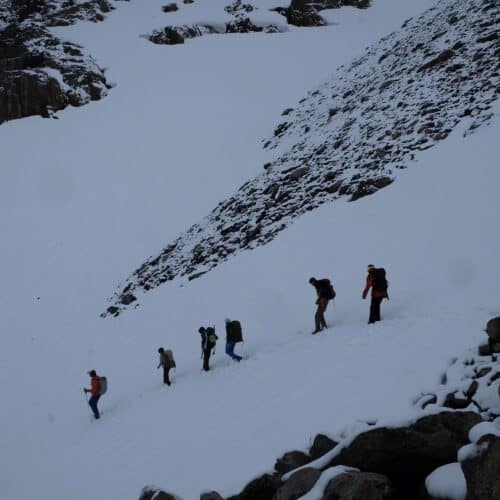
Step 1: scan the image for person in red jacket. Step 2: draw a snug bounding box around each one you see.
[84,370,101,419]
[362,264,388,324]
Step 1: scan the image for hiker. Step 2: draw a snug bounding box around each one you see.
[225,318,243,362]
[84,369,102,419]
[309,277,336,334]
[199,326,218,371]
[362,264,389,324]
[157,347,176,386]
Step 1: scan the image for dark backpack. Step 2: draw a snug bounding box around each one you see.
[164,349,176,368]
[318,279,336,300]
[326,280,336,300]
[372,268,388,292]
[227,320,243,343]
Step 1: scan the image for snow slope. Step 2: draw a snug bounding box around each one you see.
[0,1,499,499]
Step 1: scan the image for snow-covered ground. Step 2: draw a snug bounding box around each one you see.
[0,1,498,499]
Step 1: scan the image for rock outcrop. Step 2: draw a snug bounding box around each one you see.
[105,0,500,316]
[0,0,112,125]
[415,320,500,420]
[460,433,500,500]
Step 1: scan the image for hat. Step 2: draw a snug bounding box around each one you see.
[225,318,231,323]
[367,264,375,271]
[158,347,164,353]
[309,277,316,284]
[88,369,96,377]
[198,327,206,334]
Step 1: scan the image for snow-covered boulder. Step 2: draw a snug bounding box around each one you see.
[309,434,338,460]
[485,317,500,343]
[458,419,500,500]
[275,450,312,474]
[324,412,482,492]
[273,467,321,500]
[139,486,180,500]
[227,472,282,500]
[425,463,466,500]
[200,492,224,500]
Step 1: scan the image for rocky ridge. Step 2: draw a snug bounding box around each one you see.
[105,0,499,315]
[147,0,372,45]
[0,0,114,124]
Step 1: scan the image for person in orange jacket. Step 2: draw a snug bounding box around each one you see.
[84,369,101,419]
[362,264,388,324]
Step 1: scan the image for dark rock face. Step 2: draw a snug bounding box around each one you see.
[310,434,338,460]
[272,467,321,500]
[326,412,482,493]
[461,435,500,500]
[486,317,500,342]
[322,471,392,500]
[0,1,111,125]
[275,450,312,474]
[227,473,282,500]
[105,0,500,316]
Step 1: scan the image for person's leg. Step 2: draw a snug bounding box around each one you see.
[163,366,171,385]
[203,349,210,371]
[320,299,329,329]
[369,296,376,323]
[314,303,322,332]
[374,297,383,322]
[89,395,100,419]
[315,298,328,331]
[226,341,234,358]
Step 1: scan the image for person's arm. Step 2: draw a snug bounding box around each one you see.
[362,275,372,299]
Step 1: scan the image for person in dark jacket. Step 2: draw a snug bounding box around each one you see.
[309,277,335,334]
[225,318,243,362]
[362,264,389,324]
[199,326,217,371]
[84,369,101,419]
[157,348,175,385]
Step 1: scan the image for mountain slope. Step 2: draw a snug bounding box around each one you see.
[105,0,499,315]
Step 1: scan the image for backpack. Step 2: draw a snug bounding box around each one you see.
[164,349,176,368]
[227,320,243,343]
[326,280,336,300]
[206,327,217,347]
[372,268,388,292]
[99,376,107,395]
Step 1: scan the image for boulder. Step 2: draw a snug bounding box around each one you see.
[162,3,178,12]
[273,467,321,500]
[485,317,500,342]
[275,450,312,474]
[228,473,282,500]
[443,392,471,410]
[310,434,338,460]
[461,435,500,500]
[326,412,482,491]
[322,471,392,500]
[139,487,178,500]
[200,492,224,500]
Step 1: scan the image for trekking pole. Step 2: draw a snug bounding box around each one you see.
[83,390,93,420]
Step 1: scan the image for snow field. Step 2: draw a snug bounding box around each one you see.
[0,1,499,499]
